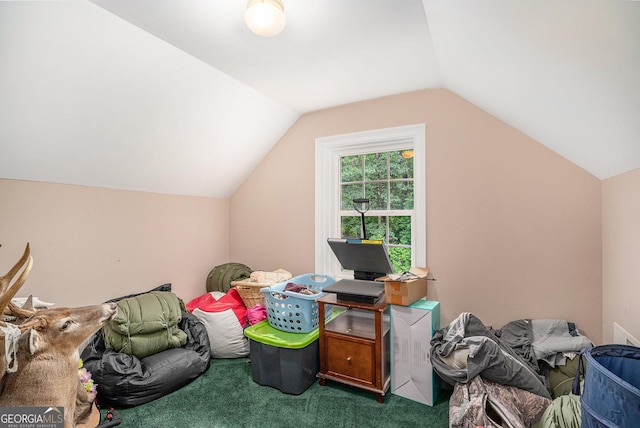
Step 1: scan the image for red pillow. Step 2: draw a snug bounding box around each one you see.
[186,288,247,326]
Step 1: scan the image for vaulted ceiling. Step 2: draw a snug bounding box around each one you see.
[1,1,638,198]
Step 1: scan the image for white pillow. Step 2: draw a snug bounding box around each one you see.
[192,307,249,359]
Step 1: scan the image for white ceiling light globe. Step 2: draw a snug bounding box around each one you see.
[245,0,286,37]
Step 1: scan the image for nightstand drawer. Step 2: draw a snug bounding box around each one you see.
[326,334,375,385]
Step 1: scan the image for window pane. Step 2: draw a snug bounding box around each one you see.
[341,184,363,210]
[341,216,362,239]
[389,216,411,245]
[364,152,387,181]
[341,155,363,182]
[338,144,417,273]
[363,216,387,241]
[390,150,413,179]
[389,181,414,210]
[388,247,412,273]
[365,182,388,210]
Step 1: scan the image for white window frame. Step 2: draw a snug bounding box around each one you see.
[314,124,426,278]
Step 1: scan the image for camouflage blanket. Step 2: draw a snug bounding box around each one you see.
[449,376,551,428]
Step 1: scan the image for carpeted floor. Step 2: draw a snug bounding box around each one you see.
[105,357,450,428]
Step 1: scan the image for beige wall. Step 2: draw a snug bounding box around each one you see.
[602,168,640,344]
[0,89,606,344]
[230,89,604,343]
[0,179,229,307]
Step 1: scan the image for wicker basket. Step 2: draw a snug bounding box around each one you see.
[232,269,292,308]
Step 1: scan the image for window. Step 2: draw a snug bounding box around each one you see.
[315,124,425,278]
[340,150,414,271]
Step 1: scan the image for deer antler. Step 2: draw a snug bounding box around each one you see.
[5,300,38,322]
[0,244,35,324]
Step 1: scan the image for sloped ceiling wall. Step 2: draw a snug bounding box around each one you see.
[0,2,298,198]
[1,1,639,198]
[425,1,640,179]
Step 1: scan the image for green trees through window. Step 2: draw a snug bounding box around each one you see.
[340,150,414,273]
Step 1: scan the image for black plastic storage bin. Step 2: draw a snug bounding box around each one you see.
[244,320,320,395]
[580,344,640,428]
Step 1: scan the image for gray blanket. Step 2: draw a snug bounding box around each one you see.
[430,312,552,399]
[530,319,593,367]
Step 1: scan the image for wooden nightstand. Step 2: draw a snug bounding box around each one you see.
[317,293,390,403]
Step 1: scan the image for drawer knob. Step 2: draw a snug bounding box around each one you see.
[347,356,351,364]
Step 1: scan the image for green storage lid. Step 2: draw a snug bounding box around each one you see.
[244,309,343,349]
[244,320,317,349]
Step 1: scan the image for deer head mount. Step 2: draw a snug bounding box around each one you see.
[0,244,118,428]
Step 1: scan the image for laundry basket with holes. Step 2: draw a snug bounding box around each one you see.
[260,273,335,333]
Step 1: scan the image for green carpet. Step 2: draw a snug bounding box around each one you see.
[107,358,450,428]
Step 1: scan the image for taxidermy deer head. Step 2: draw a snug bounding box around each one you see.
[0,243,117,428]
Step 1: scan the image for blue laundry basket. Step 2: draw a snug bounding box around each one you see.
[261,273,335,333]
[579,344,640,428]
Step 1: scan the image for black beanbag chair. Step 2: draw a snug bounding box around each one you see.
[80,285,211,407]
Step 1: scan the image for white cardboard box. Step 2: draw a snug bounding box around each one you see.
[390,299,440,406]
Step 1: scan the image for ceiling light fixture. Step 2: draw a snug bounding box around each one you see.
[245,0,286,37]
